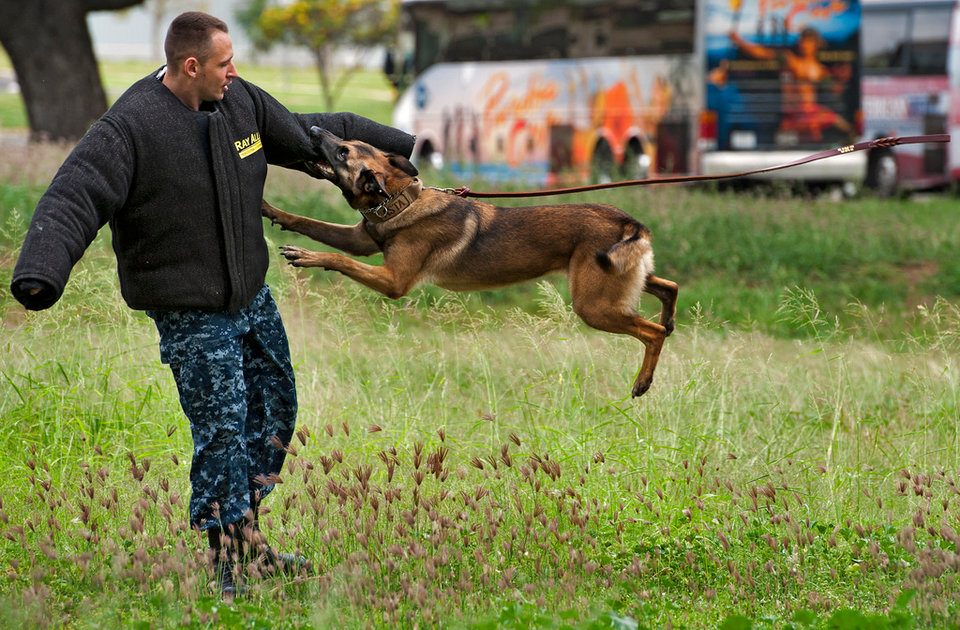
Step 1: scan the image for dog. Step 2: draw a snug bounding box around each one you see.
[262,128,678,397]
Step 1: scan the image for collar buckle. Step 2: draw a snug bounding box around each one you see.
[361,178,421,223]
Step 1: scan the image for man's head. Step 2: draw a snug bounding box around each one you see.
[163,12,237,106]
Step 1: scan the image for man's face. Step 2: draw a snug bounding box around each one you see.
[197,30,237,102]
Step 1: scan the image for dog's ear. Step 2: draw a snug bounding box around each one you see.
[388,154,419,178]
[360,168,388,196]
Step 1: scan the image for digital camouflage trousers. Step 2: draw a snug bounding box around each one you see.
[148,284,297,531]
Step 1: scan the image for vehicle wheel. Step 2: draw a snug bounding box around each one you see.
[621,141,651,180]
[415,141,443,172]
[866,150,898,197]
[591,140,615,184]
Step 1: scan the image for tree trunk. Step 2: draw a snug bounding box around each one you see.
[312,46,335,112]
[0,0,144,142]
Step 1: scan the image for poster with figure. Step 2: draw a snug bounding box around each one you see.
[705,0,861,150]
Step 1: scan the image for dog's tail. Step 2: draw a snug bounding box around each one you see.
[595,220,654,277]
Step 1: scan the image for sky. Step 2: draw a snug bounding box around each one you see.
[87,0,317,65]
[89,1,246,60]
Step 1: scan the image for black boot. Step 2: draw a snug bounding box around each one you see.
[207,526,243,598]
[245,493,311,576]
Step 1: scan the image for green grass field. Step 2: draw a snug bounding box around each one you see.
[1,61,960,628]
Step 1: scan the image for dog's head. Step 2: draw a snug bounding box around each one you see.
[305,126,419,212]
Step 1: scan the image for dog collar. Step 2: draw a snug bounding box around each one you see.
[360,178,422,223]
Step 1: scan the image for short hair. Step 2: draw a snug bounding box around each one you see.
[164,12,229,69]
[798,26,823,46]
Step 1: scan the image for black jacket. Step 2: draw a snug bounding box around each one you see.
[10,70,414,312]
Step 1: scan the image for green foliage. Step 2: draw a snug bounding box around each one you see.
[0,92,25,128]
[2,258,960,626]
[714,595,920,629]
[235,0,273,53]
[257,0,399,49]
[461,601,644,629]
[248,0,400,109]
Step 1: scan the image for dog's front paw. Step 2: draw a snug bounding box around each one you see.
[279,245,316,267]
[279,246,338,270]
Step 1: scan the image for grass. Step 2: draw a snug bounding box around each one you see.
[2,256,959,627]
[2,57,960,628]
[3,169,960,627]
[9,164,956,340]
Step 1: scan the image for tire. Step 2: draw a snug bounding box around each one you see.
[415,141,443,172]
[621,141,651,180]
[866,150,898,198]
[591,140,615,184]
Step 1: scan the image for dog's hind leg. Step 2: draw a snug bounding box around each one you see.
[575,304,667,398]
[569,260,668,398]
[581,308,667,397]
[643,275,678,336]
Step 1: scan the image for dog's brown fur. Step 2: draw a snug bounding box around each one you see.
[262,128,678,397]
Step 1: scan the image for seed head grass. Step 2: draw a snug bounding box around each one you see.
[2,250,959,627]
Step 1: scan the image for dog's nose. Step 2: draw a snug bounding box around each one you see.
[310,126,345,143]
[310,126,339,140]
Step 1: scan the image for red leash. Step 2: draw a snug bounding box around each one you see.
[444,134,950,199]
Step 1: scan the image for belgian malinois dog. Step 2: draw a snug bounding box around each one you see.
[262,128,678,397]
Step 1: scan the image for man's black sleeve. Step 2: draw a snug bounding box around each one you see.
[247,79,415,166]
[10,120,132,310]
[298,111,415,158]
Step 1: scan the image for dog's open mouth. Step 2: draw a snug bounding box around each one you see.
[304,157,336,180]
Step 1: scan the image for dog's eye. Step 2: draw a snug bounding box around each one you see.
[337,147,349,161]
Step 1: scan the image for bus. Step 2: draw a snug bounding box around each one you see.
[390,0,873,188]
[861,0,958,195]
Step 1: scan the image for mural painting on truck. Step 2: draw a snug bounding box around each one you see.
[393,57,699,185]
[392,0,954,189]
[390,0,701,186]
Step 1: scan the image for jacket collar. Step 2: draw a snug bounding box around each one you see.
[359,178,422,223]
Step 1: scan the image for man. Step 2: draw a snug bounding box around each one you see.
[10,12,415,597]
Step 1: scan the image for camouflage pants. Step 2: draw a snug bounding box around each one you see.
[148,284,297,531]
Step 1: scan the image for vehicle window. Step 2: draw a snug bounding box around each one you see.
[908,7,951,74]
[863,6,951,75]
[862,10,908,72]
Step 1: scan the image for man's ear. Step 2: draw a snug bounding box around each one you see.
[184,56,200,78]
[389,155,419,178]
